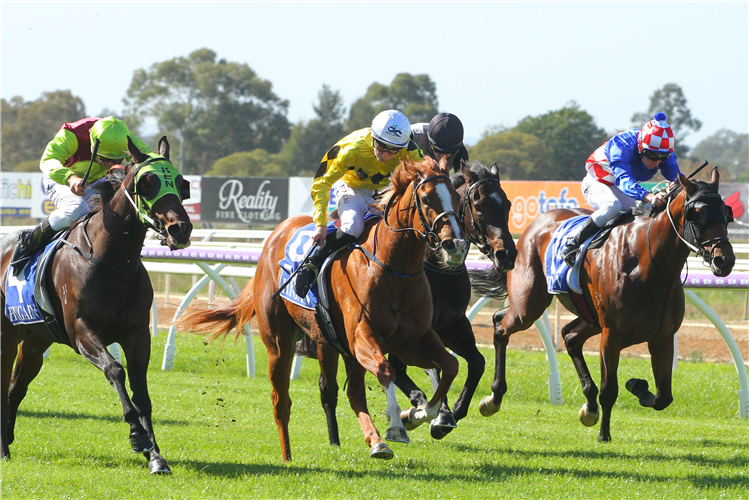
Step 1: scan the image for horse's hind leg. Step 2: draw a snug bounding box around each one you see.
[597,330,622,442]
[7,335,52,447]
[626,336,674,411]
[120,330,171,474]
[1,315,20,459]
[75,328,153,455]
[388,353,430,430]
[561,318,601,426]
[317,344,341,446]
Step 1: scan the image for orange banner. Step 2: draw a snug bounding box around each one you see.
[502,181,591,234]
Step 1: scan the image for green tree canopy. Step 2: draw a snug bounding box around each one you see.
[280,85,347,176]
[206,149,284,177]
[469,131,552,180]
[124,48,291,175]
[513,102,607,180]
[691,129,748,182]
[631,83,702,158]
[1,91,86,171]
[346,73,438,130]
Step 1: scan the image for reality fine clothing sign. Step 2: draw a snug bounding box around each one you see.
[201,177,288,224]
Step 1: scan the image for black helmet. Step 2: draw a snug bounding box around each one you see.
[427,113,464,154]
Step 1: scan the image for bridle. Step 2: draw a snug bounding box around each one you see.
[458,176,505,256]
[383,174,463,251]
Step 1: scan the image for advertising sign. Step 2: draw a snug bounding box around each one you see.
[502,181,591,234]
[200,177,288,224]
[182,175,202,222]
[1,172,48,218]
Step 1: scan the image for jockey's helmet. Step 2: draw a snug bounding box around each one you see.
[427,113,464,154]
[371,110,411,150]
[90,117,131,160]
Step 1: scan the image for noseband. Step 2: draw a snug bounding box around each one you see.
[384,174,463,250]
[458,177,503,256]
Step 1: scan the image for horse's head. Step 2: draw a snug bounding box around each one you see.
[383,156,469,268]
[455,161,517,272]
[124,136,193,250]
[675,167,735,277]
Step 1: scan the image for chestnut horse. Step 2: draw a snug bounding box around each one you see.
[0,137,192,473]
[302,161,516,443]
[178,156,468,461]
[478,168,735,442]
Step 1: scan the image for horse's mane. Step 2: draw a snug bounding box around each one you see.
[645,179,717,219]
[451,161,494,189]
[68,165,130,230]
[376,156,444,212]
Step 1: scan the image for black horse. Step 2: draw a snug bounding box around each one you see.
[0,137,192,473]
[299,161,517,443]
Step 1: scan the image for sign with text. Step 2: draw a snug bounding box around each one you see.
[1,172,48,218]
[200,177,288,224]
[502,181,591,234]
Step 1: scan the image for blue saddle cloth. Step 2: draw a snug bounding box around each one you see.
[4,240,57,325]
[277,214,376,310]
[545,216,595,295]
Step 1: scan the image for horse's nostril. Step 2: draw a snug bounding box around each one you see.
[442,239,455,251]
[713,256,724,267]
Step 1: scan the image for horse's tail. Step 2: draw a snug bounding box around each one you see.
[175,279,257,342]
[467,268,508,301]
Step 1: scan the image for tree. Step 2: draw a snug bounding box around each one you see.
[470,131,552,180]
[124,48,291,175]
[513,102,607,180]
[205,149,284,177]
[631,83,702,158]
[1,91,86,171]
[280,85,347,176]
[346,73,438,130]
[691,129,748,182]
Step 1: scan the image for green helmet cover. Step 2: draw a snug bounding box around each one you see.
[90,117,130,159]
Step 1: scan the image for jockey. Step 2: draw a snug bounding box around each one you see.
[294,109,424,298]
[410,112,469,173]
[559,112,683,267]
[10,116,152,276]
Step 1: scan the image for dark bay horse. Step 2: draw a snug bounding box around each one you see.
[177,156,468,461]
[0,137,192,473]
[301,161,517,443]
[478,168,735,442]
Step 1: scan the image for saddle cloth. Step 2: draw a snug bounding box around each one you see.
[277,214,377,310]
[4,238,59,325]
[544,216,595,295]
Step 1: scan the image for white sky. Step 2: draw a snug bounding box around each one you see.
[2,2,747,149]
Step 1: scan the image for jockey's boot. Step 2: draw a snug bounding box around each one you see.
[10,218,57,276]
[560,217,599,268]
[295,229,357,298]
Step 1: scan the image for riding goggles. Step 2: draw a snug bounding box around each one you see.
[373,138,402,154]
[641,149,671,162]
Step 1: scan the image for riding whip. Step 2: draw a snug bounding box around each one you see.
[687,160,709,180]
[81,138,101,189]
[271,242,319,299]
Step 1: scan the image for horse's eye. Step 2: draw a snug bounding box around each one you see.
[137,172,161,201]
[421,194,429,204]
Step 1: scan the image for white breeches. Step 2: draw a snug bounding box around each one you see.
[332,180,376,238]
[43,177,98,231]
[581,174,640,228]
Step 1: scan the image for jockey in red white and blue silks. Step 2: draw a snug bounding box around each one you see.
[559,112,683,266]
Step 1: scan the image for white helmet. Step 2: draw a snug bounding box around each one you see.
[371,110,410,148]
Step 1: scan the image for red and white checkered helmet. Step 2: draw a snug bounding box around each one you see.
[637,112,675,153]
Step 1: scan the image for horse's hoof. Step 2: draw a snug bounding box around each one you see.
[625,378,648,395]
[130,433,155,454]
[478,396,500,417]
[400,407,420,431]
[149,458,172,475]
[385,426,410,444]
[370,442,394,460]
[597,433,612,443]
[429,419,456,440]
[578,403,599,427]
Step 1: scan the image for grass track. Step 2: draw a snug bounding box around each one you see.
[1,331,747,499]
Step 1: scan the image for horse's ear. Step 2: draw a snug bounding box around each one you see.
[127,136,149,164]
[437,156,450,175]
[678,172,699,196]
[158,136,170,160]
[459,162,477,184]
[490,161,500,181]
[710,166,720,189]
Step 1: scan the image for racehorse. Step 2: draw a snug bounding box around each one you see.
[478,168,735,442]
[300,160,517,443]
[177,156,469,461]
[0,137,192,473]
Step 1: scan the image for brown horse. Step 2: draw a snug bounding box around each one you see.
[0,137,192,473]
[302,160,516,443]
[478,168,735,442]
[178,156,468,461]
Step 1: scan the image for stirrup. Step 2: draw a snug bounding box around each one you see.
[561,247,579,267]
[294,264,319,298]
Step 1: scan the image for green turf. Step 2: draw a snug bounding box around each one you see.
[1,331,746,499]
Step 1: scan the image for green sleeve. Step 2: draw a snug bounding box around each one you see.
[39,129,79,185]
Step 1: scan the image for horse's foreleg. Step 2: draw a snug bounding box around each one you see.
[0,315,20,459]
[389,353,430,431]
[479,309,510,416]
[120,331,171,474]
[626,337,674,411]
[562,318,600,426]
[343,360,394,459]
[317,344,341,446]
[7,336,51,447]
[445,316,485,423]
[597,331,621,442]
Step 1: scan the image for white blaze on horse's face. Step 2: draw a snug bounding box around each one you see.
[435,182,469,264]
[435,183,463,238]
